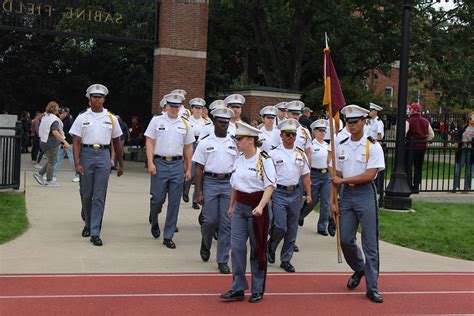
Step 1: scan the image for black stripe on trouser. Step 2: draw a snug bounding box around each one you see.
[369,182,380,275]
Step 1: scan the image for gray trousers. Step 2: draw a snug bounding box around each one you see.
[183,142,198,204]
[150,158,184,240]
[230,202,267,294]
[201,176,231,263]
[269,188,300,262]
[339,183,380,292]
[300,171,331,232]
[39,146,58,181]
[79,148,111,236]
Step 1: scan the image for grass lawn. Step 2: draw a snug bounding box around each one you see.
[0,192,28,244]
[379,202,473,261]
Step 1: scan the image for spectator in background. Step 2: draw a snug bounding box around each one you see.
[299,107,313,130]
[33,102,70,187]
[452,112,474,193]
[405,103,434,193]
[129,116,144,147]
[31,111,43,165]
[52,107,79,182]
[20,111,31,153]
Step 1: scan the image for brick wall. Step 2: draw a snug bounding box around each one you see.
[151,0,209,114]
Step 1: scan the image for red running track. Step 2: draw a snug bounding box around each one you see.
[1,272,473,315]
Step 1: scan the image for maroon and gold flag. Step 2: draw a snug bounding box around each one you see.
[323,47,346,133]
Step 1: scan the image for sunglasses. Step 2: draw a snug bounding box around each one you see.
[229,105,241,109]
[283,132,297,137]
[346,118,363,124]
[316,128,327,132]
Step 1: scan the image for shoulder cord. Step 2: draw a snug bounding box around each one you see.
[108,113,115,129]
[366,139,370,162]
[180,116,189,137]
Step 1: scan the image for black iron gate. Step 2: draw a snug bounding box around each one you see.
[0,127,21,190]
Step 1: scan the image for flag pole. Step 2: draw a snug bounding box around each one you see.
[324,44,343,264]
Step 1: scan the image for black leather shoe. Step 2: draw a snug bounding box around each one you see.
[213,230,219,241]
[220,290,245,301]
[90,236,103,246]
[347,271,364,289]
[267,246,275,264]
[249,293,264,303]
[218,263,230,274]
[151,224,160,239]
[82,226,90,237]
[200,239,210,262]
[293,244,299,252]
[192,203,200,210]
[183,194,189,203]
[175,226,179,233]
[317,231,328,236]
[328,218,336,237]
[366,290,384,303]
[280,261,295,273]
[163,239,176,249]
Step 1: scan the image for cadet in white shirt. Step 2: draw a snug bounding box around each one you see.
[145,93,194,249]
[258,105,281,152]
[366,103,385,141]
[268,119,311,273]
[69,84,123,246]
[299,119,334,236]
[285,101,312,166]
[275,102,288,126]
[220,122,276,304]
[183,98,211,209]
[193,107,237,275]
[224,94,245,136]
[330,104,385,304]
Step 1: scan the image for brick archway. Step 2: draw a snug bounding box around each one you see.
[151,0,209,114]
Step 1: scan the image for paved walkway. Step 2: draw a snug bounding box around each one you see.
[0,154,472,273]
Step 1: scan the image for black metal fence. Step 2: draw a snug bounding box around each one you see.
[379,140,473,193]
[0,128,22,190]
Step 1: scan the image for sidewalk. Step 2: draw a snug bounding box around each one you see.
[0,154,472,273]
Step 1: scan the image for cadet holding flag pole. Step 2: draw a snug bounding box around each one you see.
[330,105,385,303]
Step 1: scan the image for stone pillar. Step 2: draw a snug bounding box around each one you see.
[151,0,209,114]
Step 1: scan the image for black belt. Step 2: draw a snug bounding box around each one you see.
[82,144,110,150]
[311,168,328,174]
[154,155,183,161]
[276,184,299,192]
[204,172,232,180]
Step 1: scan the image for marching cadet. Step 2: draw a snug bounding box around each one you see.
[145,93,194,249]
[268,119,311,273]
[220,122,276,304]
[366,103,384,141]
[275,102,288,126]
[258,106,281,152]
[192,107,237,274]
[330,104,385,303]
[299,119,333,236]
[224,94,245,136]
[285,101,312,166]
[70,84,124,246]
[183,98,210,209]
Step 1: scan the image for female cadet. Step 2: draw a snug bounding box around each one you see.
[183,98,210,209]
[258,105,281,152]
[299,119,333,236]
[220,122,276,304]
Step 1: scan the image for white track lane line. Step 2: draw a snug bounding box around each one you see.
[1,291,473,300]
[0,272,473,278]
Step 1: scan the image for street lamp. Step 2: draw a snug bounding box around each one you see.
[383,0,459,210]
[382,0,413,210]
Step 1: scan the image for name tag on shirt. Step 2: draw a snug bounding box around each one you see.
[156,126,168,132]
[82,122,91,127]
